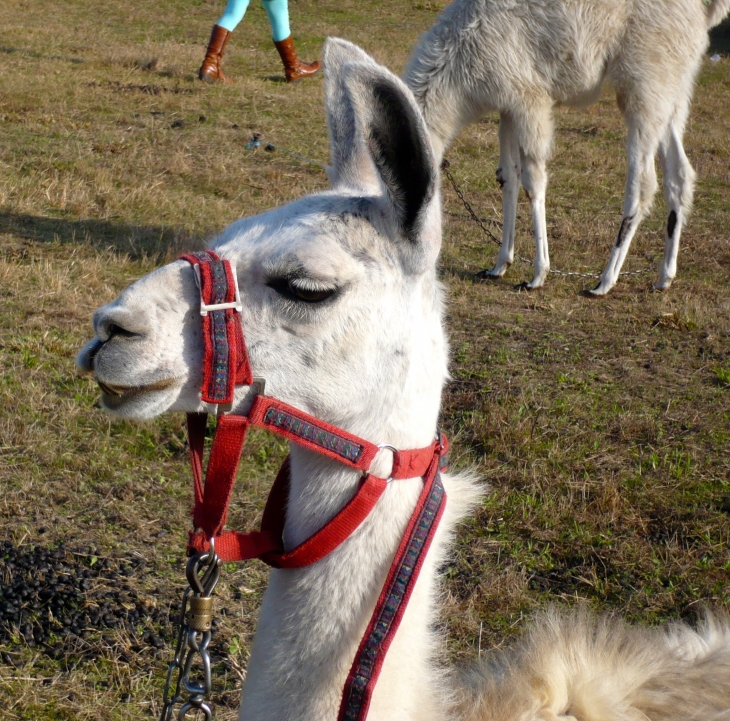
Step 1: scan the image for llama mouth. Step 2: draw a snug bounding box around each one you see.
[96,376,179,399]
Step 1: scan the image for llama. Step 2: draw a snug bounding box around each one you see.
[406,0,730,295]
[76,39,730,721]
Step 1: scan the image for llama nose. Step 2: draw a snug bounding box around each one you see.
[76,338,103,372]
[94,305,150,342]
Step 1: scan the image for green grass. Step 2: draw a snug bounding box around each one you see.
[1,0,730,717]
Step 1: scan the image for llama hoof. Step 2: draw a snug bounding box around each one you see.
[475,269,502,281]
[580,286,605,298]
[514,281,537,292]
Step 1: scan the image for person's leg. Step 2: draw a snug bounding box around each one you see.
[199,0,251,82]
[266,0,320,82]
[261,0,290,41]
[217,0,250,31]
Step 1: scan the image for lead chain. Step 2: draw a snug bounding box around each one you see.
[161,547,221,721]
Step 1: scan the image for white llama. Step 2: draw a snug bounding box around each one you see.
[77,39,730,721]
[406,0,730,294]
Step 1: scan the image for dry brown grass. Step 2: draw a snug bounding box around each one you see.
[1,0,729,718]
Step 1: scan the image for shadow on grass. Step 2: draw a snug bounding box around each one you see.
[0,44,85,65]
[710,18,730,55]
[439,264,485,282]
[0,212,205,258]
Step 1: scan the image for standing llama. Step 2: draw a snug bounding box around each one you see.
[77,39,730,721]
[406,0,730,294]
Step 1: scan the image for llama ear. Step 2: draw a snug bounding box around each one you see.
[343,61,437,249]
[323,38,380,192]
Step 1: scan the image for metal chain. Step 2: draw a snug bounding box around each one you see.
[161,545,222,721]
[440,160,504,248]
[440,158,657,280]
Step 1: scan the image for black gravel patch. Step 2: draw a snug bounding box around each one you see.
[0,540,174,665]
[0,540,244,711]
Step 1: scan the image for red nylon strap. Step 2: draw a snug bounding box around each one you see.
[189,458,391,566]
[186,398,446,562]
[338,455,446,721]
[187,399,443,562]
[263,475,388,568]
[231,311,251,386]
[188,458,292,562]
[180,251,252,404]
[248,394,440,478]
[187,413,208,508]
[247,395,379,472]
[190,414,250,537]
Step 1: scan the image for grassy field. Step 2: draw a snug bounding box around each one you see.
[1,1,729,718]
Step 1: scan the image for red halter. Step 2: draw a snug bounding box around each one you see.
[179,250,448,720]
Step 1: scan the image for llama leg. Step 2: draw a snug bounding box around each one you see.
[479,114,520,279]
[507,103,553,290]
[519,149,550,289]
[589,126,660,296]
[656,118,695,290]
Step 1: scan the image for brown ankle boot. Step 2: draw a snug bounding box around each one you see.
[199,25,234,83]
[273,36,320,82]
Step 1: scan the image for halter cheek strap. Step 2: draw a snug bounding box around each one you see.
[180,251,252,407]
[178,250,449,721]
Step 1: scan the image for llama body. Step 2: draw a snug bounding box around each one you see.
[406,0,730,294]
[77,39,730,721]
[456,610,730,721]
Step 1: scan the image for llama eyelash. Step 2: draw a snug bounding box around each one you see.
[266,276,340,304]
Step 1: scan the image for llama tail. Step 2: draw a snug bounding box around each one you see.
[457,609,730,721]
[706,0,730,29]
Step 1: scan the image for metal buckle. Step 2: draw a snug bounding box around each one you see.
[193,263,243,316]
[206,376,265,417]
[251,377,266,397]
[213,402,232,417]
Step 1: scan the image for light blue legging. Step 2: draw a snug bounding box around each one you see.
[218,0,291,42]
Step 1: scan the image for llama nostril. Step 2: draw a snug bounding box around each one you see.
[106,323,140,340]
[95,311,147,342]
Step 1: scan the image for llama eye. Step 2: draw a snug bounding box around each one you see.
[267,277,337,304]
[288,282,335,302]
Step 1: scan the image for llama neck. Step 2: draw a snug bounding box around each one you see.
[405,40,471,165]
[238,455,450,721]
[412,87,466,166]
[238,288,450,721]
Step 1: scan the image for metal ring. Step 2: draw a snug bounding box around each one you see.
[377,444,398,483]
[185,543,221,596]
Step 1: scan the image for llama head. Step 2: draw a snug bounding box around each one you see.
[77,39,447,445]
